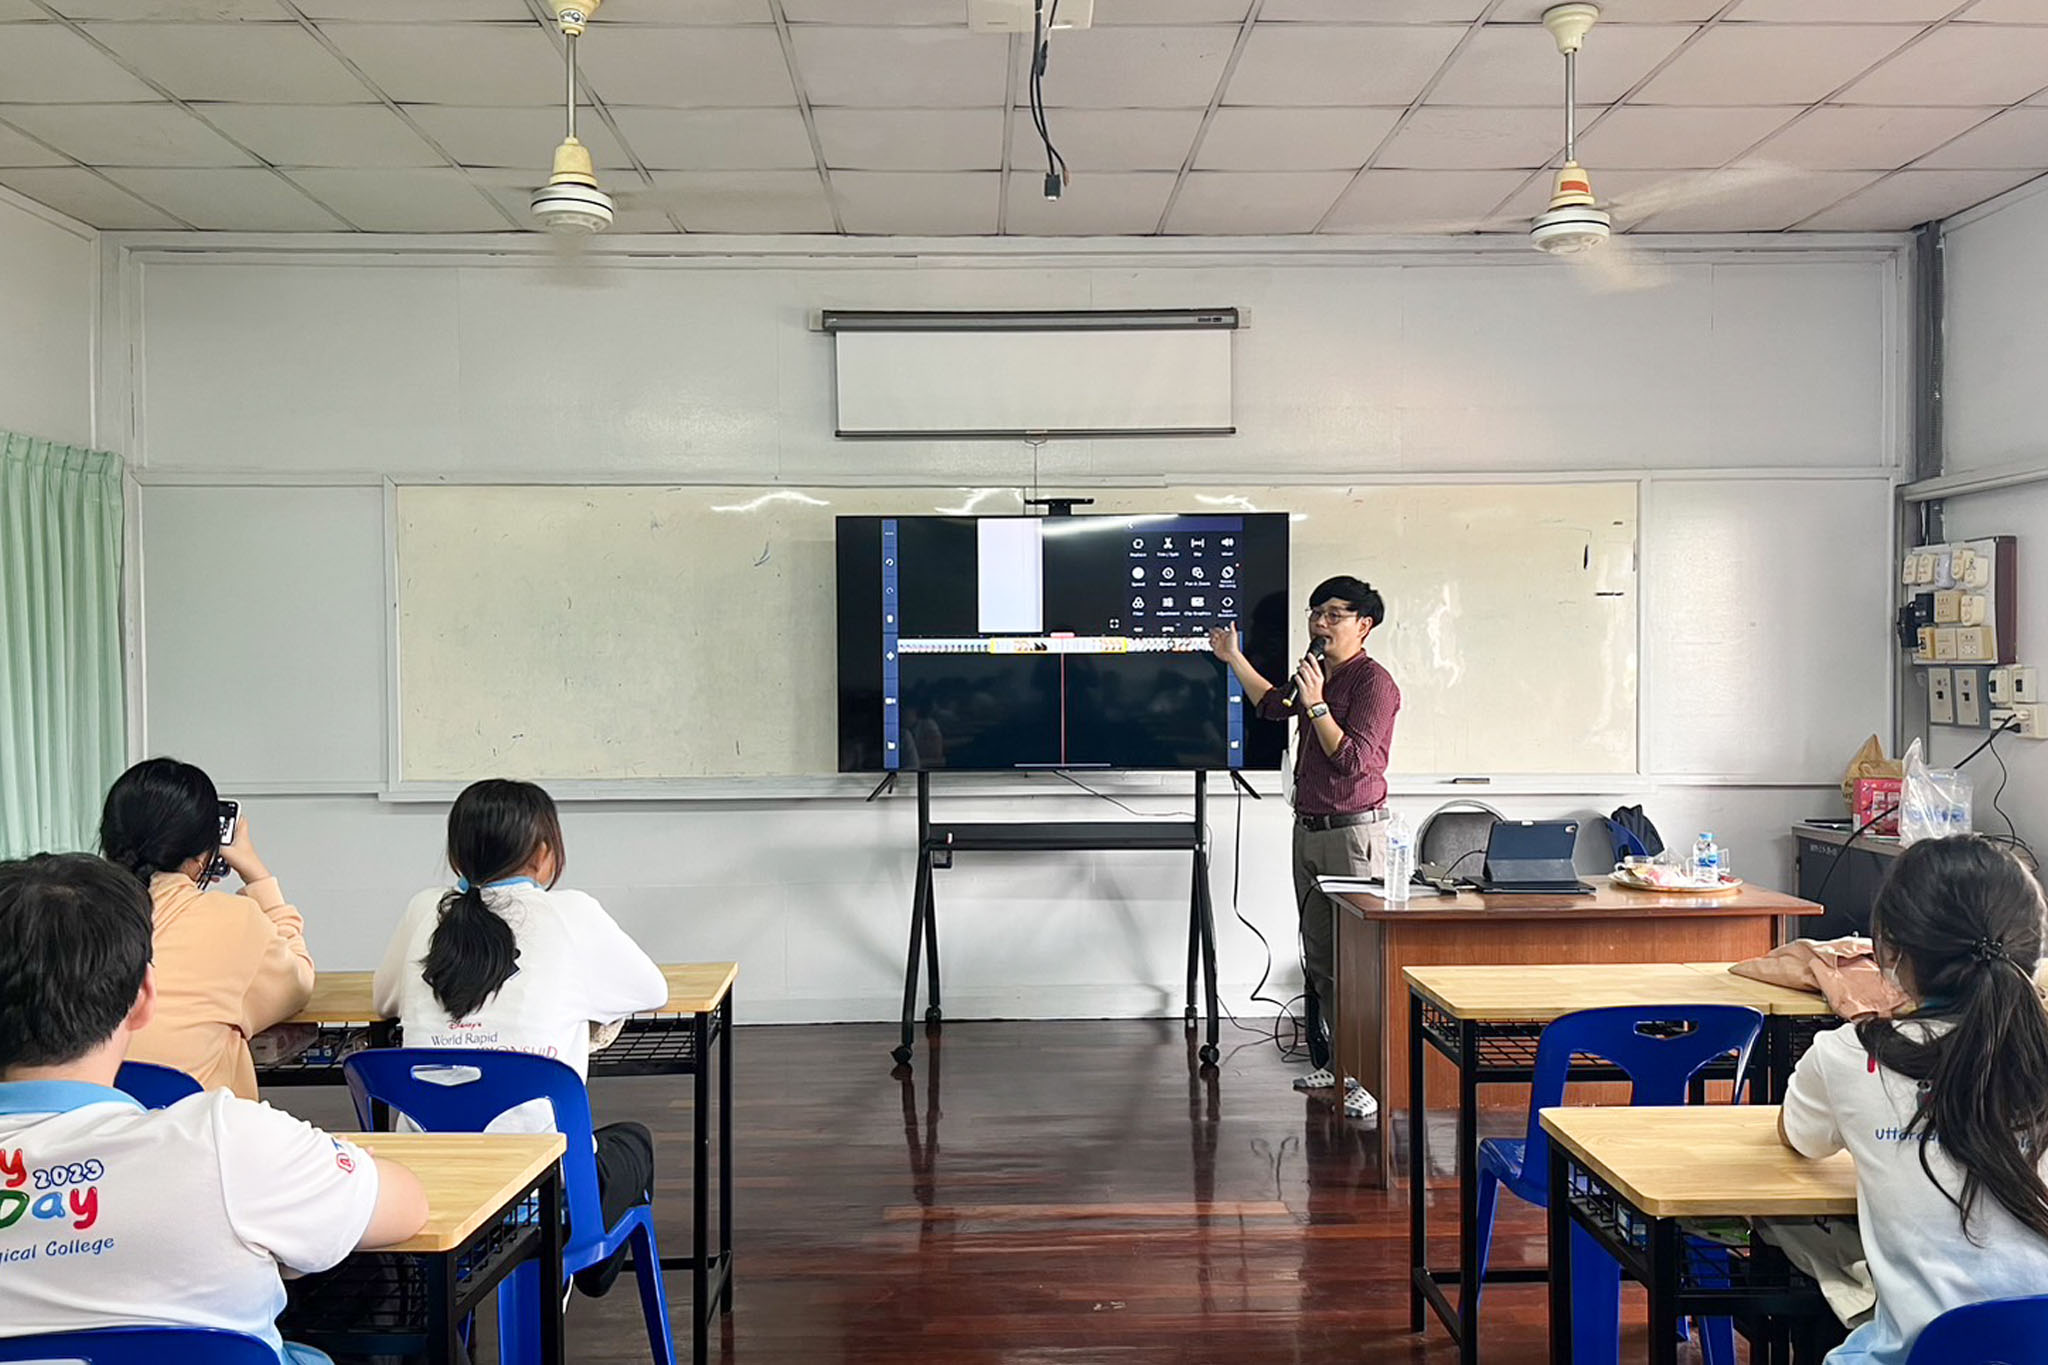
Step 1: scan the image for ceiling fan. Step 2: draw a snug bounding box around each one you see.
[529,0,613,237]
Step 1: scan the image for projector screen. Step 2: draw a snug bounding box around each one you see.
[836,512,1290,773]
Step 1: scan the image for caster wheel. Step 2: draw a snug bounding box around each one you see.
[925,1006,943,1024]
[891,1046,913,1066]
[1199,1044,1220,1066]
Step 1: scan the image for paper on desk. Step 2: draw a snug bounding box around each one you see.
[1316,876,1453,898]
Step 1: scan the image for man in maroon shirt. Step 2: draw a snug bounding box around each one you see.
[1210,576,1401,1122]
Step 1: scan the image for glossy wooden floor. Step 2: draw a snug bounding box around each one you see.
[285,1018,1713,1363]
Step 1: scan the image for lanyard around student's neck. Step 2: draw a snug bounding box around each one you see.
[454,875,541,894]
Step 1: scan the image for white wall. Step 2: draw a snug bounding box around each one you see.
[0,190,94,448]
[109,233,1906,1023]
[1931,178,2048,843]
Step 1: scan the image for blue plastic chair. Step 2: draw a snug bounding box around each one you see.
[342,1049,675,1365]
[1907,1293,2048,1363]
[1473,1004,1764,1365]
[0,1326,279,1362]
[113,1061,202,1109]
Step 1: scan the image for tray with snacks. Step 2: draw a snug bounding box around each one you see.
[1610,863,1744,895]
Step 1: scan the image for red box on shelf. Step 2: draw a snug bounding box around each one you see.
[1854,777,1903,837]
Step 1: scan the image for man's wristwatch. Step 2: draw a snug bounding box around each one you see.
[1306,702,1331,720]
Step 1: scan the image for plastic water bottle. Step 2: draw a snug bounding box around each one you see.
[1383,812,1414,905]
[1690,832,1723,886]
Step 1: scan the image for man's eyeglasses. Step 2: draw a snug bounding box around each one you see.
[1306,607,1357,624]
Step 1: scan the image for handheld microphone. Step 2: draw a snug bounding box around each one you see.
[1281,637,1328,707]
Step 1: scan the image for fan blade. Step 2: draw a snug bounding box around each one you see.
[1602,162,1802,226]
[1568,234,1675,294]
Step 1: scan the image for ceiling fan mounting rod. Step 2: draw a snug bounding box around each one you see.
[565,29,578,142]
[1562,46,1576,162]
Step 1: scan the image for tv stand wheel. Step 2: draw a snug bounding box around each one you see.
[1198,1044,1220,1067]
[890,1045,913,1066]
[924,1006,942,1024]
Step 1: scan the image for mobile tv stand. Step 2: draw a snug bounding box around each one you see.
[891,768,1222,1070]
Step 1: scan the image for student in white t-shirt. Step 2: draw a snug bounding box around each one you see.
[0,852,427,1364]
[373,778,667,1300]
[1780,835,2048,1365]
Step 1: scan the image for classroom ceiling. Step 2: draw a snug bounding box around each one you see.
[2,0,2047,237]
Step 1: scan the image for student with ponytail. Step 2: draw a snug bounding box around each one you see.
[1780,834,2048,1363]
[374,778,666,1298]
[98,757,315,1098]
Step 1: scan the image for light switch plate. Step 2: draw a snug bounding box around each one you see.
[1929,666,1955,725]
[2017,667,2040,705]
[1957,667,1987,728]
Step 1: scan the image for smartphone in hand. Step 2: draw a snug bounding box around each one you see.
[204,799,240,887]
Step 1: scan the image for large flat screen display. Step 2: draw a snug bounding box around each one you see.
[836,513,1291,773]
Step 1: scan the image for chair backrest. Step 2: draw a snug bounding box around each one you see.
[112,1062,202,1110]
[0,1326,278,1363]
[1521,1004,1764,1180]
[1907,1293,2048,1364]
[1416,800,1504,872]
[343,1048,603,1259]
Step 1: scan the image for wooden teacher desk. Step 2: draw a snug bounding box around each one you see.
[1331,883,1820,1150]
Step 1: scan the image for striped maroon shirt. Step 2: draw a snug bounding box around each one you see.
[1256,650,1401,816]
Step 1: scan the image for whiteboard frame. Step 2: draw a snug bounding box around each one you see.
[339,467,1901,802]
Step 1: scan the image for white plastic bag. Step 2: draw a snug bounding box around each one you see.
[1898,738,1973,846]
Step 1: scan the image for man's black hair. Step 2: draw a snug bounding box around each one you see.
[0,853,153,1070]
[1308,575,1385,628]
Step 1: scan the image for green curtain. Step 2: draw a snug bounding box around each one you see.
[0,430,124,858]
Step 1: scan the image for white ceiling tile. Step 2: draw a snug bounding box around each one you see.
[1839,26,2048,106]
[1427,24,1696,107]
[1630,166,1881,229]
[2,103,255,166]
[1162,169,1353,232]
[835,170,1000,233]
[282,167,512,230]
[1093,0,1255,21]
[1958,0,2048,19]
[1377,106,1561,169]
[1490,0,1721,18]
[1731,0,1962,18]
[1008,107,1202,170]
[1574,105,1796,168]
[0,166,181,226]
[575,25,794,107]
[1003,169,1175,233]
[1263,0,1486,17]
[317,23,562,106]
[402,105,630,170]
[1320,167,1528,232]
[1195,107,1400,170]
[607,107,816,171]
[792,27,1009,108]
[84,22,373,103]
[0,24,161,101]
[602,0,770,19]
[782,0,958,20]
[197,102,441,167]
[1917,108,2048,168]
[100,165,349,228]
[1226,25,1466,106]
[647,169,833,232]
[296,0,532,16]
[0,120,73,167]
[0,0,41,15]
[45,0,282,16]
[1634,25,1918,105]
[1751,106,1994,170]
[1799,168,2042,229]
[814,108,1004,170]
[1020,25,1240,108]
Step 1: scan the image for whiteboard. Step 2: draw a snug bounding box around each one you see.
[394,482,1636,782]
[140,484,387,790]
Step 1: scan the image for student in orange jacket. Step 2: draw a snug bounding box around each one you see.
[97,758,315,1099]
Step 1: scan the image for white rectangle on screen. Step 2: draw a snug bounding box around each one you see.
[977,518,1044,633]
[833,329,1233,436]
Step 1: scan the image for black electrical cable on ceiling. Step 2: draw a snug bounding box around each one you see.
[1030,0,1068,197]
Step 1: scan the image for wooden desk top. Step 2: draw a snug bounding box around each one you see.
[1684,963,1841,1017]
[287,962,738,1025]
[1539,1106,1856,1219]
[1405,962,1786,1021]
[350,1132,566,1252]
[1338,882,1820,922]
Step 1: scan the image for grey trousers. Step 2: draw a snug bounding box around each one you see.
[1291,819,1384,1071]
